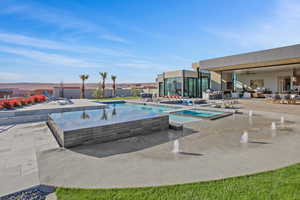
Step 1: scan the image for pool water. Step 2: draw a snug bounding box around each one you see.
[49,105,161,131]
[173,109,222,118]
[113,103,202,123]
[50,102,212,131]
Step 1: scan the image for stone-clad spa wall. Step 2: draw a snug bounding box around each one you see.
[48,114,169,148]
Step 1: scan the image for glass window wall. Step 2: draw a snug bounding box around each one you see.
[164,77,182,96]
[198,71,211,97]
[159,82,164,97]
[161,72,211,98]
[184,77,197,97]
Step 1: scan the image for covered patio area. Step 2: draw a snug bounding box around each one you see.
[220,64,300,97]
[194,44,300,101]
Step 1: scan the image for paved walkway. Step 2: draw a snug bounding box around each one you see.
[0,123,59,196]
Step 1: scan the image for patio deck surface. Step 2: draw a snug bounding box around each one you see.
[1,100,300,197]
[238,98,300,115]
[36,113,300,189]
[0,123,58,196]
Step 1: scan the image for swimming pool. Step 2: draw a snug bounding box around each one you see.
[104,102,202,124]
[49,105,162,131]
[48,103,170,147]
[48,102,224,147]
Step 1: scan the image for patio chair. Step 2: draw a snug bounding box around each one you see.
[282,94,291,104]
[271,94,281,104]
[288,94,296,104]
[295,95,300,104]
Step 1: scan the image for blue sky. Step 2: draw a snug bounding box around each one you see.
[0,0,300,83]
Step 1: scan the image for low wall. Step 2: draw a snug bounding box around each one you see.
[48,115,169,148]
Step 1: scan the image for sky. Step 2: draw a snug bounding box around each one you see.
[0,0,300,83]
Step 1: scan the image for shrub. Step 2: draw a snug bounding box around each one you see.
[11,99,21,107]
[26,99,32,104]
[34,97,39,103]
[0,95,47,110]
[2,101,13,109]
[93,88,103,98]
[20,99,27,106]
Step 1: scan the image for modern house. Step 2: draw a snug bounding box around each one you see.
[156,70,210,98]
[157,44,300,97]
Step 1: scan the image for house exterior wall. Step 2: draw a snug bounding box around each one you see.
[164,70,184,78]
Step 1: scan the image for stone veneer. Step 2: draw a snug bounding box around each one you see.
[48,114,169,148]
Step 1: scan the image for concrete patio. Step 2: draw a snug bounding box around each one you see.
[36,112,300,188]
[238,98,300,115]
[0,122,58,196]
[1,101,300,197]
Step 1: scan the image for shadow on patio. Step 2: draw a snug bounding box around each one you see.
[69,127,198,158]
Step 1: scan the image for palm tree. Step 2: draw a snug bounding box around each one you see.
[111,75,117,97]
[99,72,107,97]
[79,74,89,99]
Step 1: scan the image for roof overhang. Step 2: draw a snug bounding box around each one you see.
[201,57,300,72]
[194,44,300,72]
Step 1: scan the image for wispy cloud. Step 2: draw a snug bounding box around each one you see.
[113,59,175,72]
[0,1,129,44]
[99,34,130,44]
[206,0,300,50]
[0,31,171,72]
[0,45,102,68]
[0,32,133,57]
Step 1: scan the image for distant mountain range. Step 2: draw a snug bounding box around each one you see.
[0,82,156,90]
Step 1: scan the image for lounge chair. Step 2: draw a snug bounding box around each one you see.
[271,94,281,104]
[282,95,291,104]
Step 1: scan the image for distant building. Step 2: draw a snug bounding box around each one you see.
[32,89,53,95]
[0,89,13,99]
[141,86,157,95]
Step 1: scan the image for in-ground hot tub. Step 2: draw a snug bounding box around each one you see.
[47,105,169,148]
